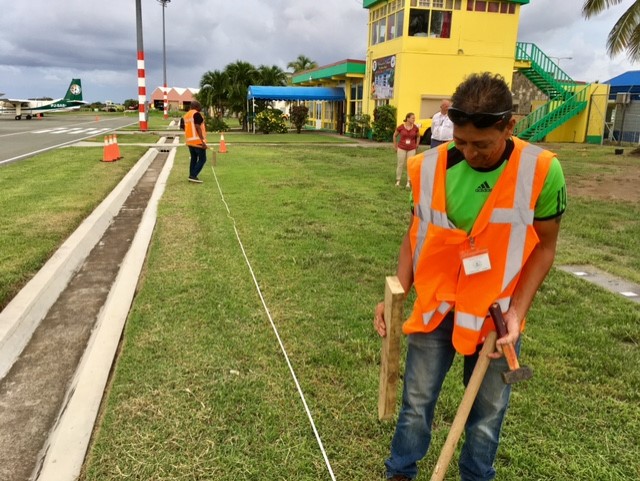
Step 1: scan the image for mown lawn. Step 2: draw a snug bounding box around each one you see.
[1,141,638,480]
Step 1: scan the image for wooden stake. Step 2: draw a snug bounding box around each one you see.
[429,331,497,481]
[378,276,405,421]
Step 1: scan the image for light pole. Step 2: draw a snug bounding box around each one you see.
[550,56,572,68]
[157,0,171,120]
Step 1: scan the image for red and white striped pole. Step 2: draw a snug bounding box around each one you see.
[135,0,148,132]
[163,84,168,120]
[137,51,147,131]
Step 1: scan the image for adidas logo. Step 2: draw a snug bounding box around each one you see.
[475,181,492,193]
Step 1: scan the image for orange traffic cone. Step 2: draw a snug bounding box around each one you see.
[219,133,227,154]
[113,134,122,160]
[102,136,114,162]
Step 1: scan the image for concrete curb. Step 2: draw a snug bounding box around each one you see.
[0,148,159,381]
[35,139,177,480]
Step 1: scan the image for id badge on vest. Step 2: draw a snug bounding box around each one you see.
[460,245,491,276]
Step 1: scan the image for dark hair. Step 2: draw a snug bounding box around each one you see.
[450,72,513,129]
[404,112,414,122]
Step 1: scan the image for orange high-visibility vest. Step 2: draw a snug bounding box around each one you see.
[183,109,207,147]
[405,137,555,355]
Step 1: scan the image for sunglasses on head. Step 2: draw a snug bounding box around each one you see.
[447,107,512,128]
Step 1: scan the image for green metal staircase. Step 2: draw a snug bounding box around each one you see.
[513,42,589,142]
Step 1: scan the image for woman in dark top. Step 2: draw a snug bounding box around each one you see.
[393,112,421,188]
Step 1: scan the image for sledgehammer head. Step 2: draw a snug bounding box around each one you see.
[501,364,533,384]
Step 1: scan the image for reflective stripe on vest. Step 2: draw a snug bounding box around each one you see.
[456,296,510,330]
[453,144,540,337]
[406,138,553,354]
[413,147,452,275]
[489,143,541,291]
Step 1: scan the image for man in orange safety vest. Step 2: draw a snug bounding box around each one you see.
[374,72,566,481]
[182,100,208,183]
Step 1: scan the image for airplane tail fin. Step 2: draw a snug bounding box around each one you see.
[63,79,83,101]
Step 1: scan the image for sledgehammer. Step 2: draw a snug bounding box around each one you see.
[488,303,533,384]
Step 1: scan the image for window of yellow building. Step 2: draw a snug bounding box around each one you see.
[467,0,515,13]
[370,1,405,45]
[408,0,461,38]
[350,83,364,116]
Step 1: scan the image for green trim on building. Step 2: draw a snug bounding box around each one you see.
[586,135,603,145]
[292,60,366,84]
[363,0,528,7]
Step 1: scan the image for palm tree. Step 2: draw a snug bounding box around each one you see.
[583,0,640,60]
[286,54,318,73]
[257,65,288,87]
[224,61,258,130]
[198,70,229,118]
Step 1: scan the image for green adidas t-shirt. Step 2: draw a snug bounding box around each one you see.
[412,139,567,233]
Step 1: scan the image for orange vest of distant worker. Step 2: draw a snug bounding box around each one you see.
[183,109,207,147]
[405,137,555,355]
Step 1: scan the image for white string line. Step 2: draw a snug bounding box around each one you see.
[210,164,337,481]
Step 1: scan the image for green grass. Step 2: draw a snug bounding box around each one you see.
[0,146,148,309]
[1,142,638,480]
[548,144,640,283]
[212,131,359,143]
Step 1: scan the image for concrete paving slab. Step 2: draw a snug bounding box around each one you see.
[558,265,640,304]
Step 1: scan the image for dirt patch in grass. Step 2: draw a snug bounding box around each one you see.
[569,169,640,202]
[545,143,640,203]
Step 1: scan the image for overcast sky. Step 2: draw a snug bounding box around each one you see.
[0,0,636,103]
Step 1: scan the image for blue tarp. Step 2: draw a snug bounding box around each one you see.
[247,86,345,101]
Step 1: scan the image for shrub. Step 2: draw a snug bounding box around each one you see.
[347,114,371,138]
[255,108,288,134]
[289,105,309,134]
[372,105,397,142]
[205,116,229,133]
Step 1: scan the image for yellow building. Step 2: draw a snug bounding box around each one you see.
[364,0,526,126]
[291,0,608,143]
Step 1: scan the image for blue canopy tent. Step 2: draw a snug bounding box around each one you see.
[246,86,346,133]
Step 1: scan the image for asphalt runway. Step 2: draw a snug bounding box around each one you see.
[0,113,137,166]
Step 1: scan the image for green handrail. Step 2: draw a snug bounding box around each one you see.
[514,85,589,140]
[515,42,576,101]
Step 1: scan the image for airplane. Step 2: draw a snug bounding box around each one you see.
[0,79,87,120]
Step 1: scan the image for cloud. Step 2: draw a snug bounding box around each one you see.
[0,0,637,102]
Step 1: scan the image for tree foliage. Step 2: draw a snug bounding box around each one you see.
[195,60,297,132]
[582,0,640,60]
[289,105,309,133]
[287,54,317,73]
[372,105,397,142]
[198,70,229,118]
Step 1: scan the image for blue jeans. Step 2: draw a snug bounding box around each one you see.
[188,146,207,179]
[385,314,514,481]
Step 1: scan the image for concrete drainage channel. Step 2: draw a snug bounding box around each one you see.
[0,136,179,481]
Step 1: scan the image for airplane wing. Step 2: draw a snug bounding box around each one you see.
[0,98,31,106]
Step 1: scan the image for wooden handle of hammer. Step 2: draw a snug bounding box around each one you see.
[429,331,497,481]
[488,303,520,370]
[378,276,405,421]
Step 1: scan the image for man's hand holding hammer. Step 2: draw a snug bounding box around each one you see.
[488,307,521,360]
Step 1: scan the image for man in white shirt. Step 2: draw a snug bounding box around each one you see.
[430,99,454,148]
